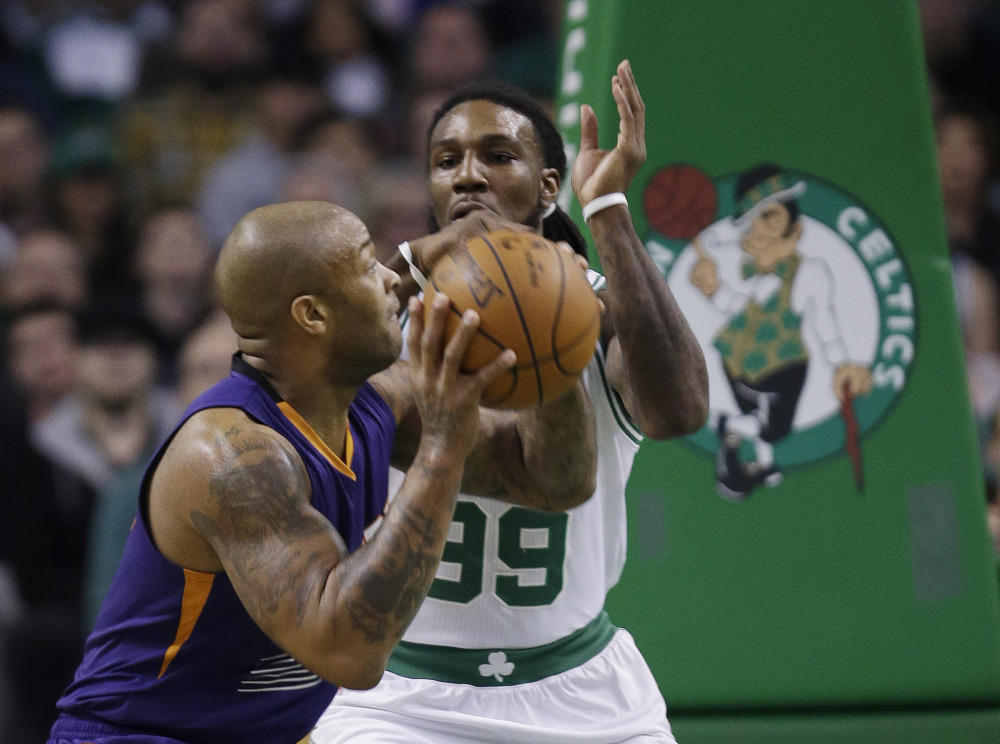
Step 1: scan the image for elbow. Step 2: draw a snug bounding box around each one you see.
[314,646,390,690]
[523,451,597,512]
[336,664,387,691]
[675,384,711,437]
[550,468,597,511]
[639,378,710,441]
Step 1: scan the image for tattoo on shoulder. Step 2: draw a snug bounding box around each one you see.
[193,435,328,624]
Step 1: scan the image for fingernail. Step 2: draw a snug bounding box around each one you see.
[463,309,478,323]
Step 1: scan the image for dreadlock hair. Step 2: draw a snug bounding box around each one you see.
[426,80,590,258]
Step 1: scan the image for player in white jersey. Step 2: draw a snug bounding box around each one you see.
[310,60,709,743]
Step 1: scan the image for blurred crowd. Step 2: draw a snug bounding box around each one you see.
[1,0,1000,740]
[921,0,1000,557]
[0,0,562,739]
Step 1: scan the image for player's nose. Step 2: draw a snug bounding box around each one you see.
[453,152,487,191]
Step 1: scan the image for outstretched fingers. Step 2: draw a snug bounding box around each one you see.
[614,60,645,157]
[579,103,599,153]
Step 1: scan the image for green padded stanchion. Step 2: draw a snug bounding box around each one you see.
[556,0,1000,717]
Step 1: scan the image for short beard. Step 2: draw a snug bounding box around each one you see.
[524,201,545,233]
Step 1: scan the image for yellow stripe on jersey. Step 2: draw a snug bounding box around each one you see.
[158,569,215,678]
[277,401,356,480]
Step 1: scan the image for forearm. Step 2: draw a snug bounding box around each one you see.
[460,381,596,511]
[321,445,462,685]
[515,380,596,510]
[589,207,709,438]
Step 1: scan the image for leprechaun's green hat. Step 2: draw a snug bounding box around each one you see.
[732,163,806,227]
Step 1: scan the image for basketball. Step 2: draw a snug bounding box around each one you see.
[643,163,718,240]
[423,230,602,409]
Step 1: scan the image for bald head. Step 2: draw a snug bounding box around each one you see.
[215,201,365,338]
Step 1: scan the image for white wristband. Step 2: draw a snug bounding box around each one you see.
[581,192,628,221]
[398,241,427,290]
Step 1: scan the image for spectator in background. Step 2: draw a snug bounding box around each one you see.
[173,309,236,409]
[5,300,78,423]
[278,151,363,217]
[31,299,179,492]
[296,107,379,188]
[1,304,96,744]
[936,105,1000,421]
[50,124,134,298]
[0,106,51,253]
[132,206,216,384]
[36,0,175,128]
[197,69,327,248]
[921,0,1000,119]
[408,3,490,95]
[367,164,430,264]
[1,229,89,312]
[117,0,266,214]
[306,0,393,119]
[83,311,235,632]
[397,86,449,162]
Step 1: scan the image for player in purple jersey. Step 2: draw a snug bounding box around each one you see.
[48,201,597,744]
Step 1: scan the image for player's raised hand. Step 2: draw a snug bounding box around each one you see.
[572,59,647,206]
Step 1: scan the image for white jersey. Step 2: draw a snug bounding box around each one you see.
[385,271,643,651]
[312,271,676,743]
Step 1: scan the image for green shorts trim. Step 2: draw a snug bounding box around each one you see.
[385,611,617,687]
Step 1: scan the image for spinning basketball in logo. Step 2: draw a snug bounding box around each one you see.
[643,164,718,240]
[424,230,602,410]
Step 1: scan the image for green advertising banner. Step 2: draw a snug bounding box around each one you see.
[556,0,1000,715]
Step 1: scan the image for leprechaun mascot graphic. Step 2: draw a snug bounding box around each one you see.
[688,164,874,500]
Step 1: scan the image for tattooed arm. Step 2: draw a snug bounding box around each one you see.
[371,358,597,512]
[455,382,597,511]
[146,296,514,689]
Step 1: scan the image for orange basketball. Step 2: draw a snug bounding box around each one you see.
[643,163,718,240]
[424,230,601,409]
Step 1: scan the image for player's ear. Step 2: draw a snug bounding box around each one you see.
[540,167,561,210]
[290,295,329,335]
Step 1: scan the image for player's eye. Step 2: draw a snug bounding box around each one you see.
[434,154,460,168]
[488,152,515,164]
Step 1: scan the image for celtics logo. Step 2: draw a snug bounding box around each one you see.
[643,163,916,501]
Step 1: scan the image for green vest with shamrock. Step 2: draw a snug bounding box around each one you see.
[714,254,808,382]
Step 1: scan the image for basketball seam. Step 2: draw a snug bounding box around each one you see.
[550,251,569,374]
[478,234,544,402]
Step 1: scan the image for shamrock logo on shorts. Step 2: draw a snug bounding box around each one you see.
[478,651,515,682]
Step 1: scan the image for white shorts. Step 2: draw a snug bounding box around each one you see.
[310,629,676,744]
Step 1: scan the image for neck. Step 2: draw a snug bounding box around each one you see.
[241,352,357,460]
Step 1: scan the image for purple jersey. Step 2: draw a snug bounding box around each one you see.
[51,356,396,744]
